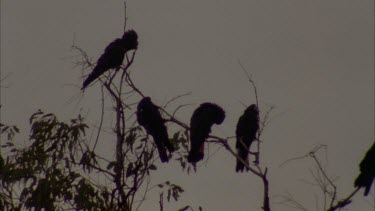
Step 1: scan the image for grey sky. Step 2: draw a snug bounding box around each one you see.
[1,0,374,210]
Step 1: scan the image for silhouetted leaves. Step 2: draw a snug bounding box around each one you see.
[107,161,116,171]
[0,123,19,141]
[178,205,192,211]
[157,181,185,202]
[149,164,157,170]
[0,111,97,210]
[74,179,105,210]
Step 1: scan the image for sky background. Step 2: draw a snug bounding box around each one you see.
[1,0,374,210]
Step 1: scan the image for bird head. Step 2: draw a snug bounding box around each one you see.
[139,96,152,106]
[200,103,226,125]
[122,29,138,50]
[245,104,258,114]
[214,108,226,125]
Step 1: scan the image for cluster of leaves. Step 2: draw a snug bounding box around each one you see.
[0,124,19,142]
[169,130,196,173]
[157,181,184,202]
[0,107,190,211]
[0,110,108,210]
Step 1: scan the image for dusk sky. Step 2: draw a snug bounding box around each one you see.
[1,1,374,210]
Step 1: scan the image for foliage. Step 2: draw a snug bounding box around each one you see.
[0,106,189,210]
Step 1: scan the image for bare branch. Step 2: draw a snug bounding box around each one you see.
[274,192,308,211]
[93,86,105,151]
[163,92,192,109]
[123,1,127,32]
[279,145,327,167]
[327,188,360,211]
[238,60,259,106]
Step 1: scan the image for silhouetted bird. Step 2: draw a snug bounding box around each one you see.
[137,97,175,163]
[235,104,259,172]
[354,142,375,196]
[81,30,138,90]
[188,103,225,163]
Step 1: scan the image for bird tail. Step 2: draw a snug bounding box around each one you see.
[160,125,175,153]
[165,139,175,153]
[236,148,249,172]
[354,173,374,196]
[187,140,204,163]
[152,132,169,163]
[81,66,103,90]
[156,147,168,163]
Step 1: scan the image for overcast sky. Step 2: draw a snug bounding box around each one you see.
[1,0,374,210]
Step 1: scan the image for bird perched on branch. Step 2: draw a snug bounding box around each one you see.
[354,142,375,196]
[188,103,225,163]
[81,29,138,90]
[137,97,175,163]
[235,104,259,172]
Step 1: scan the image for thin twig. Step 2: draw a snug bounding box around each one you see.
[274,192,308,211]
[238,60,258,106]
[163,92,192,109]
[327,188,360,211]
[93,86,105,151]
[123,1,127,32]
[279,145,327,167]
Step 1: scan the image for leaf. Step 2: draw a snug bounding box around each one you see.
[20,188,30,201]
[126,163,133,177]
[5,141,14,147]
[172,131,180,141]
[29,109,43,124]
[178,206,191,211]
[180,159,186,170]
[149,164,157,170]
[140,138,148,142]
[42,113,54,119]
[136,143,143,150]
[1,126,9,133]
[0,155,4,171]
[13,126,20,133]
[107,161,116,170]
[167,189,171,202]
[172,190,178,201]
[64,158,70,169]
